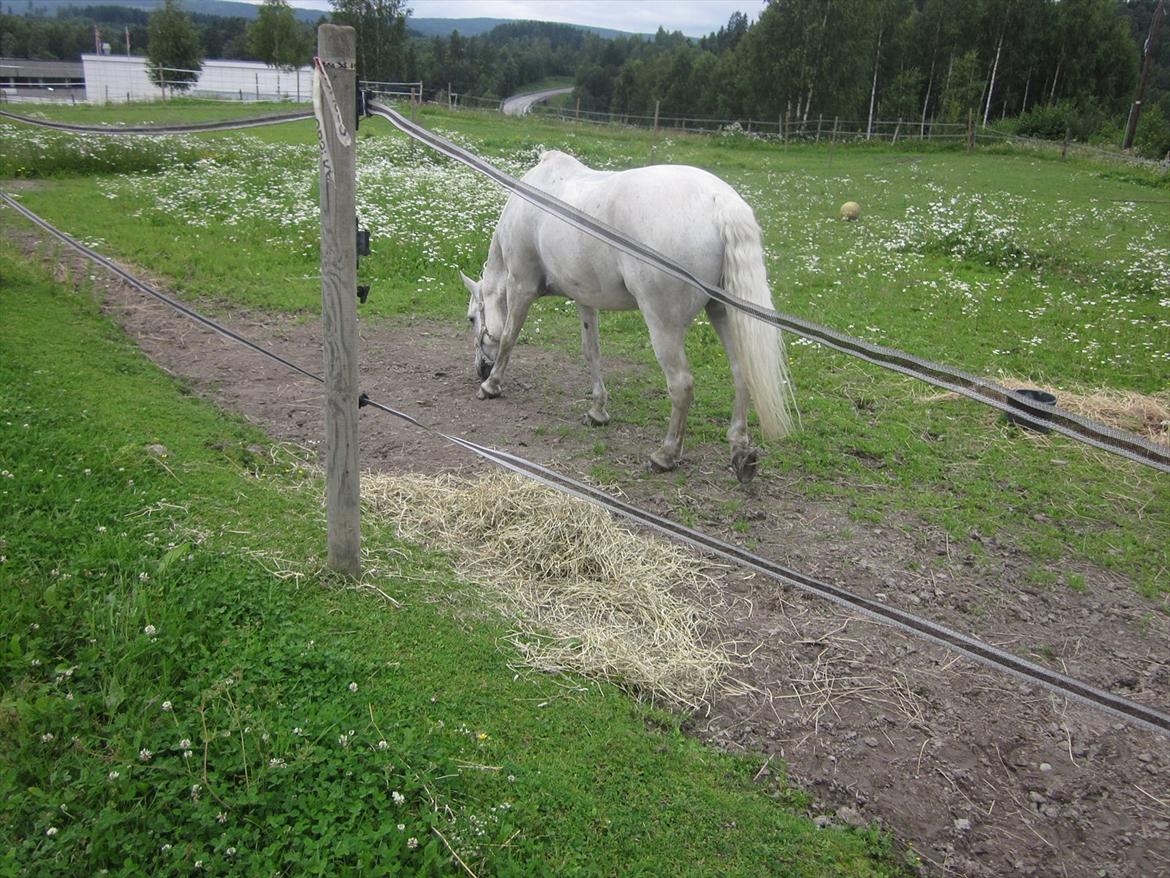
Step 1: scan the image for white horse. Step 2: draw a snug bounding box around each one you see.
[461,150,795,482]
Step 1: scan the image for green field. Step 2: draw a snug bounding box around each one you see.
[1,98,1167,874]
[3,100,1167,593]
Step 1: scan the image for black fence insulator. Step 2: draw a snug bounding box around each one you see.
[355,88,371,128]
[357,284,370,304]
[356,221,370,259]
[358,392,370,408]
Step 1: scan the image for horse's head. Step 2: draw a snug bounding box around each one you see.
[461,270,503,381]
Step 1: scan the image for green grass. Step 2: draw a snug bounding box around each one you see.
[0,101,1166,603]
[0,249,914,875]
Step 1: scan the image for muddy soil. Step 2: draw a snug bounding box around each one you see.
[19,234,1170,878]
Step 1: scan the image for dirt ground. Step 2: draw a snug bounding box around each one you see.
[19,233,1170,878]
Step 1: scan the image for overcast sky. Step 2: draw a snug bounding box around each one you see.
[270,1,764,38]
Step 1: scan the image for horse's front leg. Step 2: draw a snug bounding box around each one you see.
[577,303,610,425]
[477,294,536,400]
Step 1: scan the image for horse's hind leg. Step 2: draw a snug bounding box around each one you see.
[577,303,610,426]
[707,300,760,483]
[644,320,694,473]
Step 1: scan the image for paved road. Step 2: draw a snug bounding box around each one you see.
[501,86,574,116]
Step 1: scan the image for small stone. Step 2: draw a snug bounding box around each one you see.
[1136,752,1153,763]
[813,815,833,829]
[1039,762,1053,772]
[146,443,169,457]
[863,736,880,748]
[953,818,972,832]
[836,805,865,828]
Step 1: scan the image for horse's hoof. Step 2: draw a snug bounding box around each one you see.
[732,447,760,484]
[477,381,501,400]
[584,409,610,427]
[649,451,677,473]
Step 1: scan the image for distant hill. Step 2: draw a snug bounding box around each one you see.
[407,17,638,40]
[8,1,644,39]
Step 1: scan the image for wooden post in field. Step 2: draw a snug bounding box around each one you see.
[1061,126,1071,161]
[315,24,361,577]
[575,96,581,121]
[892,116,902,145]
[966,109,976,153]
[815,114,823,143]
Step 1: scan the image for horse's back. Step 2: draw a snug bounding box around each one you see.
[505,153,743,308]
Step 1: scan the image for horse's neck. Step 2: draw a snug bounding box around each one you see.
[485,234,507,277]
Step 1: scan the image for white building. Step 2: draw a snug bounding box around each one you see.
[82,54,313,104]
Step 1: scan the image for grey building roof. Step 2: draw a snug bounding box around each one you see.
[0,58,85,78]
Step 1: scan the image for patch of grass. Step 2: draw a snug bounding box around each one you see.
[0,250,913,875]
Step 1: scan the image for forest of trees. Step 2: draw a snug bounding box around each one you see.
[573,0,1168,156]
[1,0,1166,156]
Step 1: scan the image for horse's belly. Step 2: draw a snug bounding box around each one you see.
[543,256,637,311]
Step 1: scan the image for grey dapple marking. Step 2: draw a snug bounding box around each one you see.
[462,150,795,482]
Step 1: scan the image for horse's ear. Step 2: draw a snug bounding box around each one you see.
[459,271,480,299]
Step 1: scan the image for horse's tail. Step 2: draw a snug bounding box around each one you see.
[716,196,797,440]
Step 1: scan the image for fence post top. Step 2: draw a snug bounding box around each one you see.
[317,23,356,57]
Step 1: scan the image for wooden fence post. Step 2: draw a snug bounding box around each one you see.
[315,24,361,577]
[966,109,976,153]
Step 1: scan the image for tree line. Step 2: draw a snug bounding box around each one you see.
[574,0,1168,157]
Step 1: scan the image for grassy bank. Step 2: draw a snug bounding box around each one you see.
[0,248,914,875]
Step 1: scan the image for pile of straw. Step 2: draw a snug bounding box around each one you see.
[361,471,731,709]
[996,377,1170,447]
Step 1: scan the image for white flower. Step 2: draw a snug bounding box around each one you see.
[216,812,227,824]
[183,750,193,759]
[396,823,405,831]
[46,827,58,837]
[407,837,418,850]
[40,733,54,743]
[138,572,149,582]
[392,791,405,806]
[225,847,236,857]
[160,843,171,852]
[107,770,120,781]
[143,624,157,637]
[161,700,173,712]
[138,748,152,762]
[347,681,358,692]
[178,738,191,750]
[377,740,388,751]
